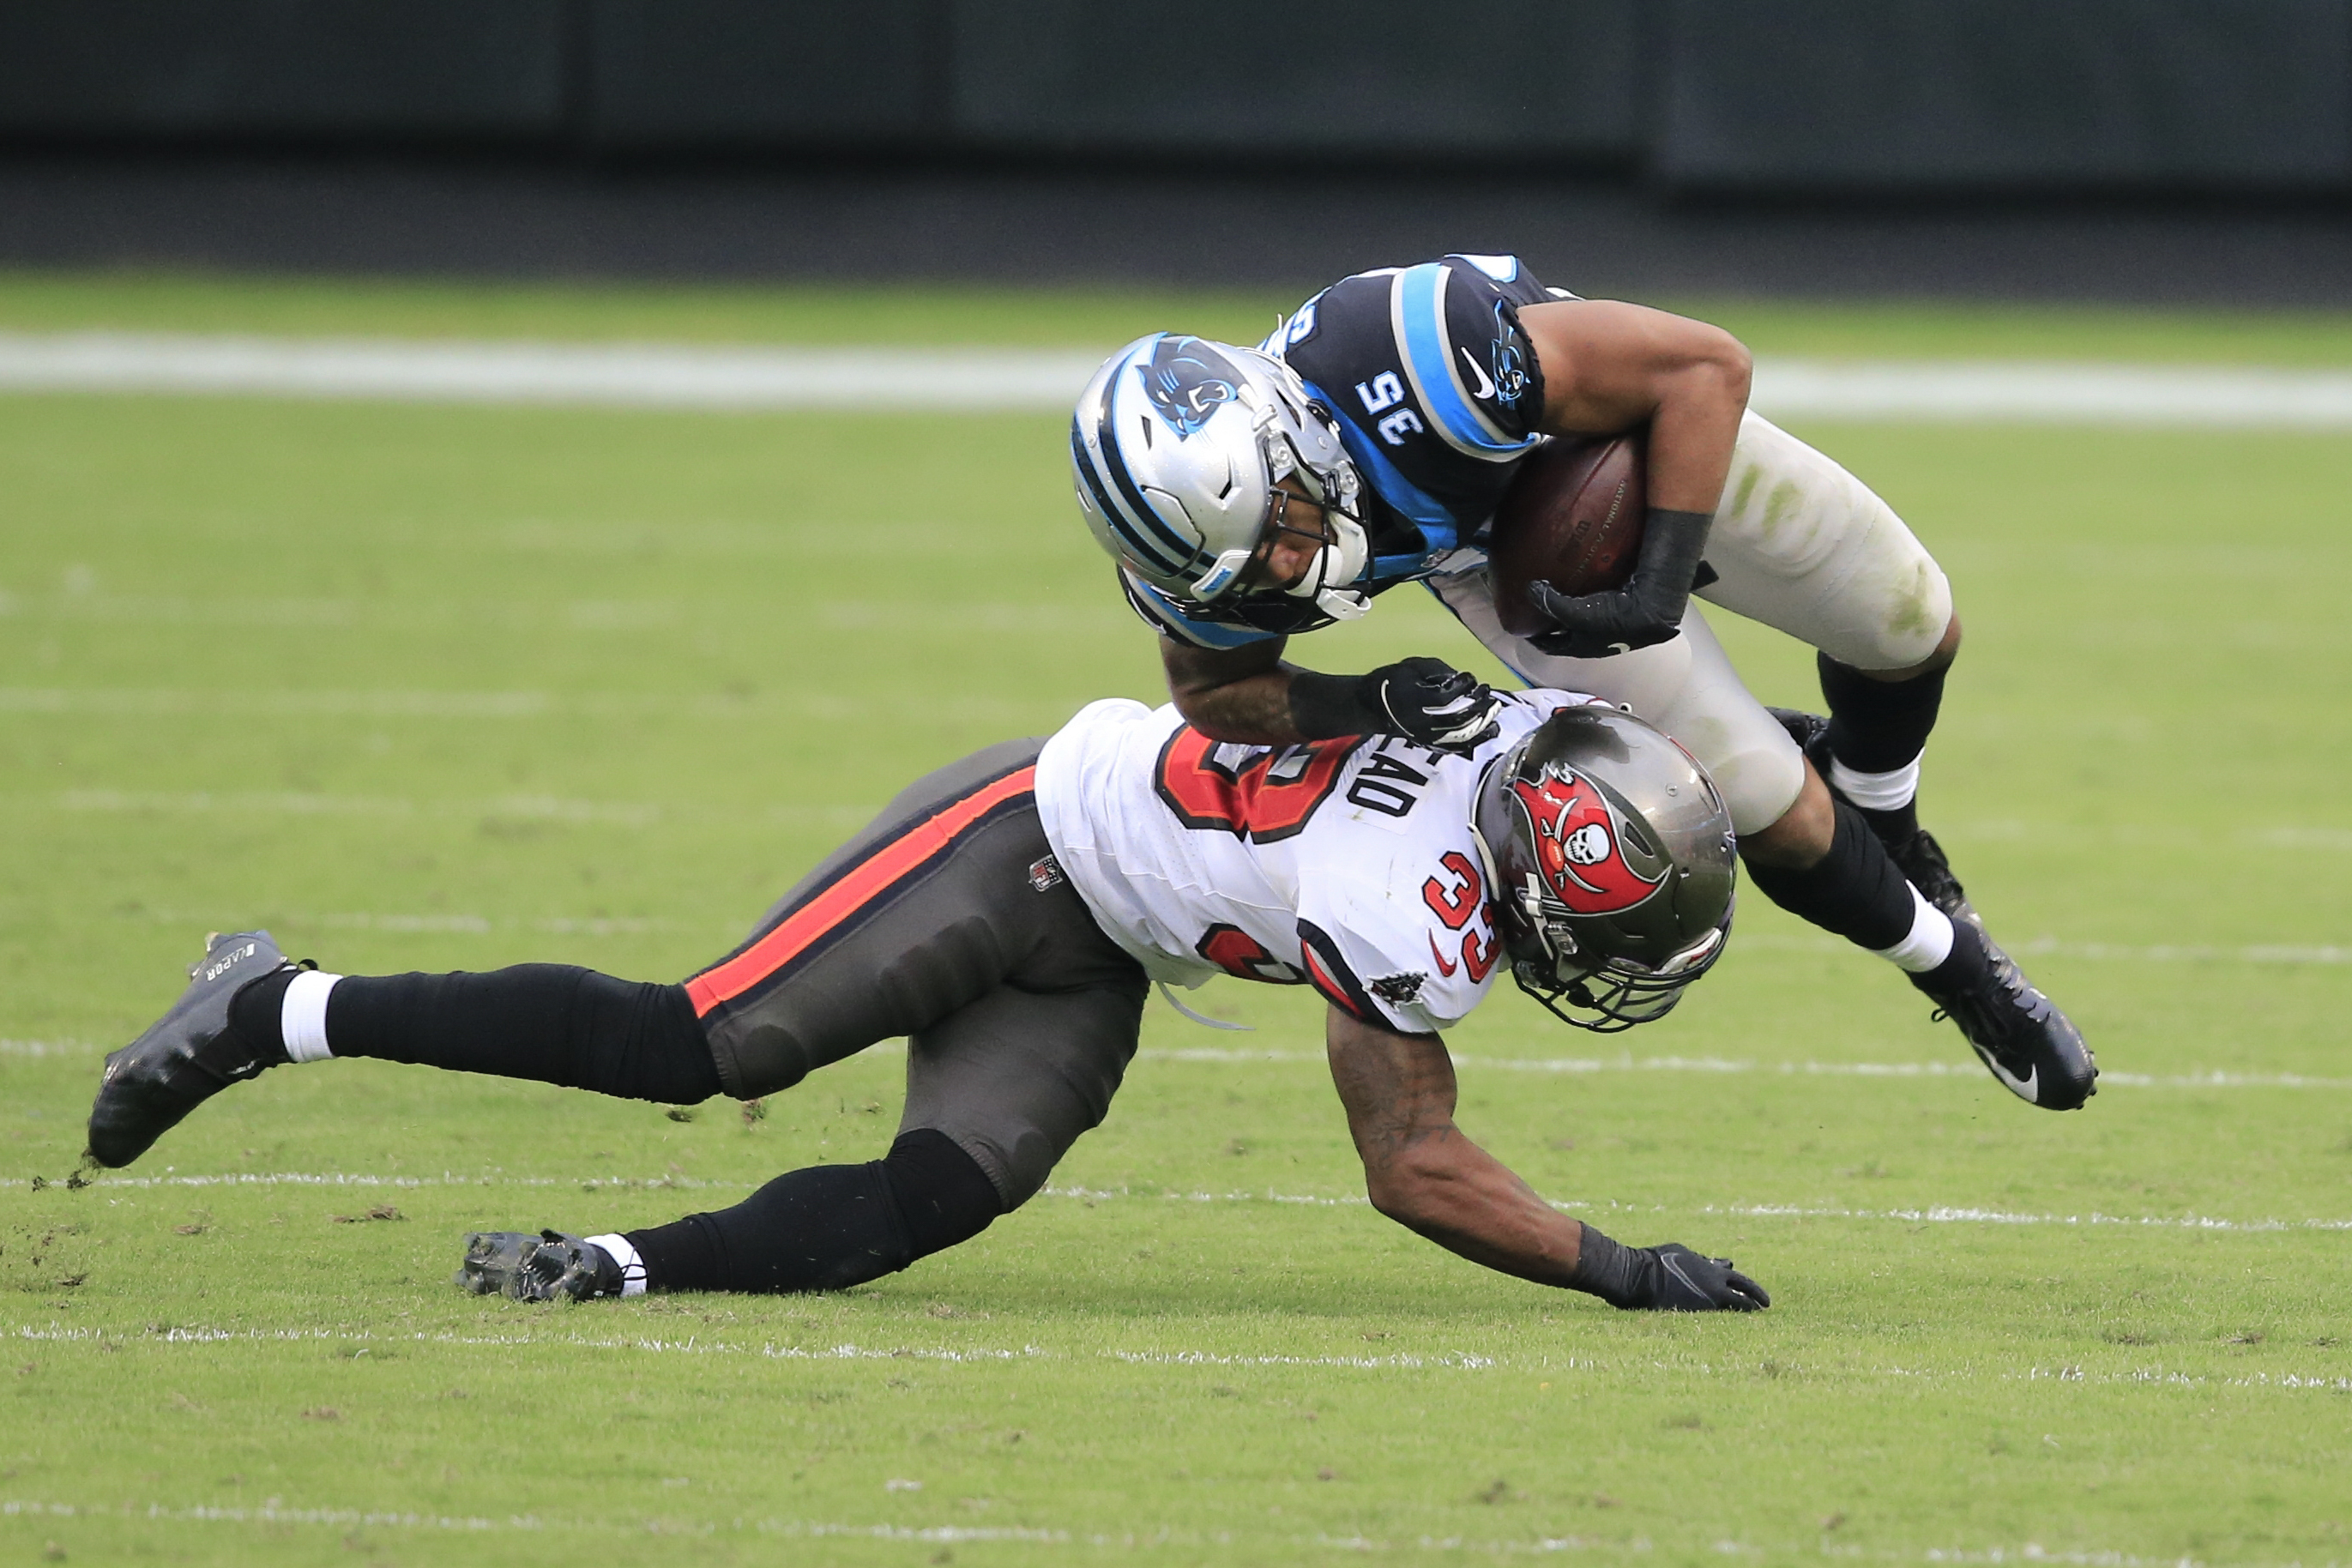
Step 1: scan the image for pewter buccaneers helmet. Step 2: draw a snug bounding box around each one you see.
[1071,334,1371,634]
[1471,706,1738,1032]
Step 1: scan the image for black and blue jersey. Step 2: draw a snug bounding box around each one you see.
[1124,253,1568,649]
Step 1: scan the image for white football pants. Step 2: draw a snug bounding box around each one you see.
[1427,412,1953,835]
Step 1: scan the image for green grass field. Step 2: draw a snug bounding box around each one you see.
[3,273,2350,1565]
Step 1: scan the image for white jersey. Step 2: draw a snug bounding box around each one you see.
[1033,690,1597,1036]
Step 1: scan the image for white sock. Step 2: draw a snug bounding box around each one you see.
[280,970,342,1063]
[1871,885,1955,974]
[587,1233,648,1297]
[1827,752,1922,812]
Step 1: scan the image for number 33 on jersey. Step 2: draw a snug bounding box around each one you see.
[1032,691,1595,1035]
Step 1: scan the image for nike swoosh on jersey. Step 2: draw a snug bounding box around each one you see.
[1456,347,1498,401]
[1426,933,1459,977]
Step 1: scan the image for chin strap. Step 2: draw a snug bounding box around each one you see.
[1313,587,1370,620]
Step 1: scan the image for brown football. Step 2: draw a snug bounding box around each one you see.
[1487,432,1648,637]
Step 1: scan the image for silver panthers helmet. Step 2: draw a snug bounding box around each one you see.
[1470,706,1738,1032]
[1071,334,1371,634]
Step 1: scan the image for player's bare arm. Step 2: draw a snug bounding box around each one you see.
[1161,635,1302,745]
[1511,300,1753,659]
[1155,481,1501,752]
[1516,299,1752,516]
[1326,1003,1768,1311]
[1166,632,1499,754]
[1324,1004,1584,1284]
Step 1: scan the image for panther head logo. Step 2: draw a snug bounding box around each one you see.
[1487,303,1532,407]
[1508,764,1666,915]
[1137,335,1245,437]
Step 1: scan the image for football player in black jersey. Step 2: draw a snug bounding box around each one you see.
[1070,255,2096,1111]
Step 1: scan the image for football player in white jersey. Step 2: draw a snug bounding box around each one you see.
[87,697,1767,1313]
[1071,256,2096,1113]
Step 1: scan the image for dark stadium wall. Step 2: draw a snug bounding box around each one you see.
[585,0,945,150]
[942,0,1643,162]
[2,0,2349,194]
[0,0,571,142]
[1656,0,2352,192]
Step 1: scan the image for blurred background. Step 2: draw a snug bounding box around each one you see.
[4,0,2352,299]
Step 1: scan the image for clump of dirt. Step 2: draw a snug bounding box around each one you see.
[330,1204,405,1224]
[2,1224,93,1294]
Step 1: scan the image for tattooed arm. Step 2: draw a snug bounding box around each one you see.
[1162,636,1306,745]
[1324,1004,1587,1285]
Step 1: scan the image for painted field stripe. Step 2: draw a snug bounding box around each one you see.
[1042,1185,2352,1233]
[0,1040,97,1057]
[1752,358,2352,427]
[12,1329,2347,1412]
[5,331,2352,426]
[31,1168,2352,1233]
[26,1168,2352,1231]
[0,332,1109,410]
[0,686,1068,727]
[1743,929,2352,967]
[1137,1047,2352,1089]
[684,764,1035,1013]
[0,1503,2295,1563]
[0,1497,2323,1559]
[0,1500,1086,1543]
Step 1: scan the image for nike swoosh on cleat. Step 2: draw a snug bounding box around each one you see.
[1457,347,1498,401]
[1973,1045,2039,1102]
[226,1061,264,1078]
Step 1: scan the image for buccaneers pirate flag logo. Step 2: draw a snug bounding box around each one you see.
[1508,764,1668,915]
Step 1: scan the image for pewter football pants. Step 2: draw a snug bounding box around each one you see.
[1428,411,1955,835]
[687,737,1149,1209]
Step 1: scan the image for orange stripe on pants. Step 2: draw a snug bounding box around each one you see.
[684,766,1037,1016]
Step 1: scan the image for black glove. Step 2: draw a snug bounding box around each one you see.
[1527,507,1716,660]
[1289,657,1500,754]
[1569,1226,1770,1312]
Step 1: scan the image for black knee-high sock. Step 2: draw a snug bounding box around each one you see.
[1742,799,1916,951]
[626,1130,1003,1294]
[227,965,724,1104]
[1818,653,1948,841]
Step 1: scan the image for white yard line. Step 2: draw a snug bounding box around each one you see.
[9,1326,2346,1414]
[0,1503,2248,1562]
[0,1497,2273,1564]
[1752,359,2352,426]
[3,330,2351,425]
[1042,1187,2352,1234]
[1139,1047,2352,1088]
[0,684,1063,726]
[0,332,1109,411]
[1741,930,2352,968]
[30,1170,2352,1233]
[0,1499,1092,1544]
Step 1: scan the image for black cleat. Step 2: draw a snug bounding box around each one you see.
[86,930,301,1168]
[1769,707,1981,926]
[1769,707,2096,1110]
[1912,926,2098,1111]
[453,1231,622,1302]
